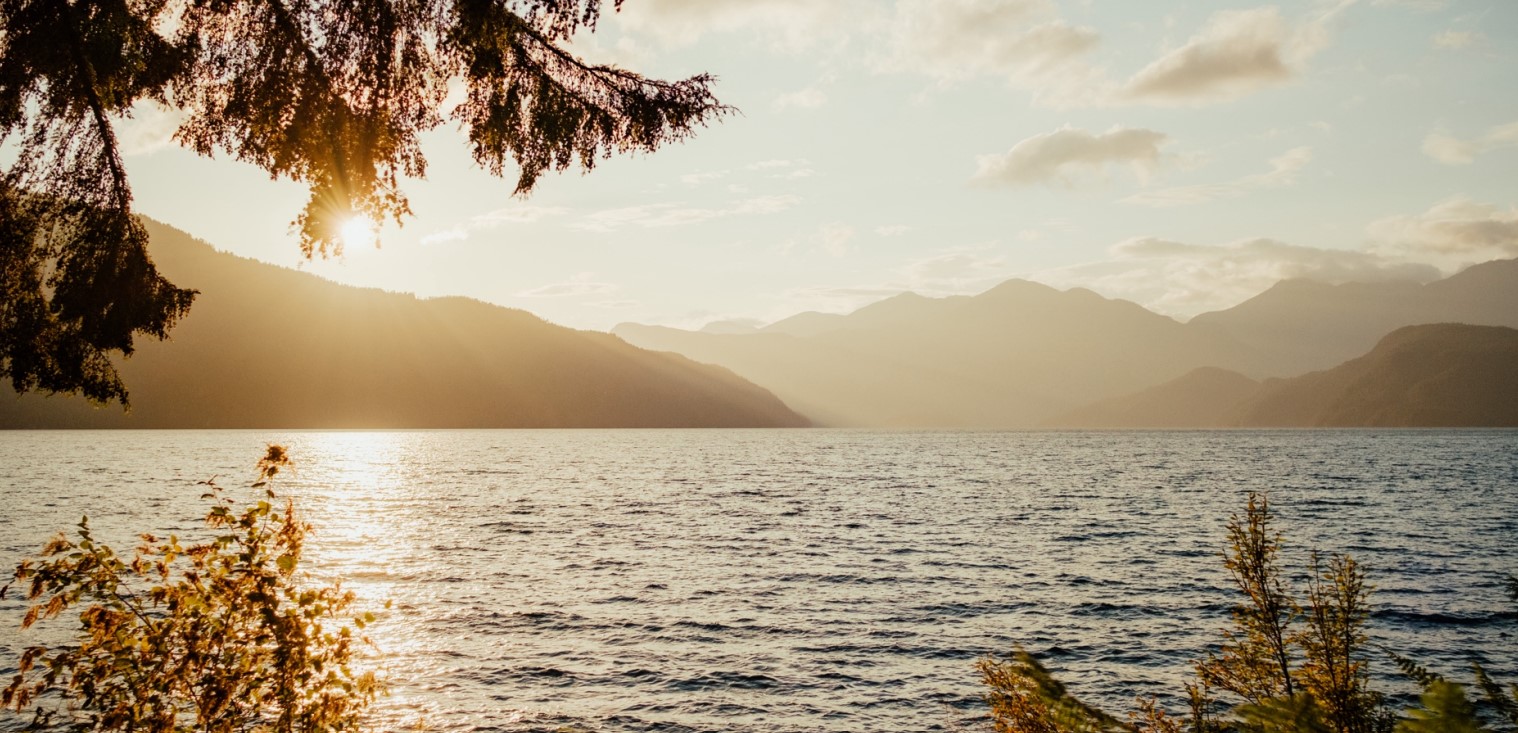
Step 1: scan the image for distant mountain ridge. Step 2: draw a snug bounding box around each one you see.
[617,279,1264,427]
[1231,323,1518,427]
[616,259,1518,428]
[1191,258,1518,376]
[1050,324,1518,428]
[0,220,807,429]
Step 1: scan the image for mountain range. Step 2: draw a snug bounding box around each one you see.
[615,260,1518,428]
[1189,259,1518,376]
[9,219,1514,430]
[0,220,807,429]
[1047,324,1518,428]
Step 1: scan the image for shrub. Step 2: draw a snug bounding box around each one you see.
[1,445,382,732]
[979,493,1517,733]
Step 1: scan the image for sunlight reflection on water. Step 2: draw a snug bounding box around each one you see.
[2,429,1516,733]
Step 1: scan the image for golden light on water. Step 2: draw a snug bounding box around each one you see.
[290,433,440,730]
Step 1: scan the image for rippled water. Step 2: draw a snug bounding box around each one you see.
[2,430,1516,732]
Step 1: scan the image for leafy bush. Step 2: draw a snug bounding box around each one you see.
[2,445,382,732]
[979,493,1517,733]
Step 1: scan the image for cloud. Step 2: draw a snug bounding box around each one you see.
[972,126,1168,187]
[1367,198,1518,259]
[573,195,802,232]
[739,158,816,179]
[516,272,618,298]
[420,205,568,245]
[817,223,856,257]
[1037,236,1439,318]
[875,0,1107,105]
[776,285,910,317]
[883,0,1098,81]
[875,224,909,237]
[774,87,827,109]
[1122,8,1289,103]
[420,226,469,246]
[778,246,1016,319]
[119,101,186,156]
[1432,30,1481,49]
[680,170,728,185]
[747,159,808,170]
[612,0,863,49]
[900,249,1013,294]
[1421,122,1518,165]
[1121,3,1352,105]
[778,222,858,257]
[1123,146,1312,207]
[1372,0,1448,9]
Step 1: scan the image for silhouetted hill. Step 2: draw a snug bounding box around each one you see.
[1230,324,1518,427]
[615,281,1262,427]
[0,219,807,428]
[1044,367,1261,428]
[1051,324,1518,427]
[1191,259,1518,376]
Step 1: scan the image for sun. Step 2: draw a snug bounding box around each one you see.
[339,216,378,252]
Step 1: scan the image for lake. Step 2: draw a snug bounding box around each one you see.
[2,429,1515,732]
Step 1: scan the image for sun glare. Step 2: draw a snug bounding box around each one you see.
[340,216,377,252]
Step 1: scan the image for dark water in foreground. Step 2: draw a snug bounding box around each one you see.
[2,430,1516,732]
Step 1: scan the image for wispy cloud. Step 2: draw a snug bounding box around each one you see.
[516,272,619,298]
[1371,0,1448,10]
[573,195,802,232]
[881,0,1098,82]
[818,223,856,257]
[613,0,863,50]
[421,205,568,245]
[774,86,827,110]
[1123,147,1312,207]
[1368,197,1518,259]
[1431,29,1482,49]
[747,159,812,173]
[899,248,1014,294]
[1120,3,1353,106]
[1422,122,1518,164]
[119,101,186,156]
[973,126,1168,187]
[680,170,729,185]
[1036,236,1438,318]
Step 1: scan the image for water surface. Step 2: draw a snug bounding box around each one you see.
[2,430,1515,732]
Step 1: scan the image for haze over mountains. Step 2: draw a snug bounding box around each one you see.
[7,219,1512,430]
[0,221,807,429]
[1190,259,1518,376]
[618,283,1263,427]
[1049,324,1518,428]
[615,260,1518,428]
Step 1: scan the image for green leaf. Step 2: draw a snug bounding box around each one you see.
[1397,681,1488,733]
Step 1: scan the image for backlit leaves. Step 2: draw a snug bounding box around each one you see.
[980,494,1516,733]
[0,0,729,404]
[1,445,383,732]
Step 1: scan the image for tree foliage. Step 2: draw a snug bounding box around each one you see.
[1,445,383,732]
[1196,493,1301,705]
[979,493,1516,733]
[0,0,729,405]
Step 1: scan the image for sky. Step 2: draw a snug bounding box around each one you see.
[117,0,1518,332]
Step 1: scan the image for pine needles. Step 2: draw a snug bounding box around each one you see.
[979,493,1516,733]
